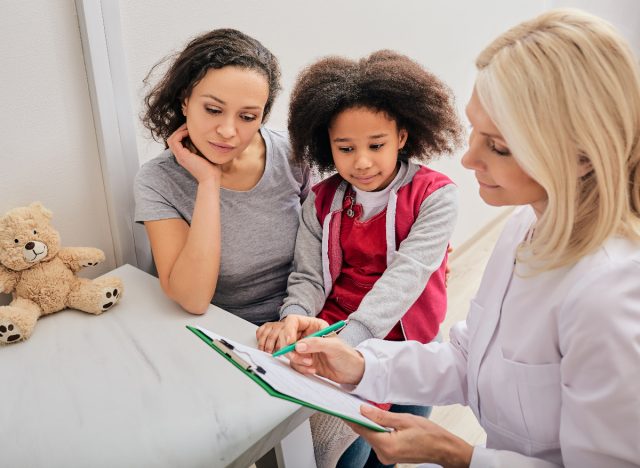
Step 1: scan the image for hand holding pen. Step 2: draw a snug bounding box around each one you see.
[285,327,366,385]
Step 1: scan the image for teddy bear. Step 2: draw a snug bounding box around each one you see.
[0,202,123,344]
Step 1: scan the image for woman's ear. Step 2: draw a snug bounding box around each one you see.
[181,99,188,117]
[578,154,593,178]
[398,129,408,149]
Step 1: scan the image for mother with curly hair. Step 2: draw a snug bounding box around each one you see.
[134,29,311,323]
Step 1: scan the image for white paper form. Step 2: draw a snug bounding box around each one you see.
[196,326,389,431]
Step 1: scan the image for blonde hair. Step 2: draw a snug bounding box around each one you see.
[475,8,640,270]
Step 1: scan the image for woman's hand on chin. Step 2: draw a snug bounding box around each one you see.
[168,124,221,184]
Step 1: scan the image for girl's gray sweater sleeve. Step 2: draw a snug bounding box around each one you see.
[279,191,326,317]
[339,183,458,345]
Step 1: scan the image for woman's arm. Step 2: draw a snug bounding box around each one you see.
[146,125,223,314]
[290,321,472,407]
[145,178,220,314]
[288,321,476,468]
[353,329,470,406]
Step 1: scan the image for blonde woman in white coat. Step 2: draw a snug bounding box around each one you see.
[283,9,640,468]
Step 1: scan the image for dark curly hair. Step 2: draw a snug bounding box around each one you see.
[142,28,281,146]
[288,50,463,172]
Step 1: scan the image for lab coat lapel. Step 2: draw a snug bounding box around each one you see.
[467,210,533,416]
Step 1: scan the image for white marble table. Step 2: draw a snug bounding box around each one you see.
[0,264,315,468]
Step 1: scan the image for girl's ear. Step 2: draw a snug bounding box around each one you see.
[181,99,188,116]
[398,129,408,149]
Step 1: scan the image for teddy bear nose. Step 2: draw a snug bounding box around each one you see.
[25,241,35,250]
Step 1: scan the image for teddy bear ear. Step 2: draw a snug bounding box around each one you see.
[29,202,53,220]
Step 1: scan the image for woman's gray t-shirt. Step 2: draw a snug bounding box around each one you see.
[134,127,311,324]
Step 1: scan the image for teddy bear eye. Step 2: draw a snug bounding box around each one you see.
[14,239,19,243]
[33,230,37,235]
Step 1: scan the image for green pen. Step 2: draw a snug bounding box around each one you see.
[271,319,349,357]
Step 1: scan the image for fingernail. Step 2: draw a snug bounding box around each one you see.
[296,342,307,352]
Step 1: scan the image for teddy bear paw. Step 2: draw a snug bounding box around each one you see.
[100,287,121,311]
[0,321,22,344]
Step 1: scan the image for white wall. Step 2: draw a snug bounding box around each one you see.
[3,1,636,295]
[0,0,116,299]
[118,0,548,249]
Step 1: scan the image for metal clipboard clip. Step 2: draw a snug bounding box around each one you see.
[213,338,266,375]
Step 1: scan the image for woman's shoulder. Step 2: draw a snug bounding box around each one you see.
[559,236,640,321]
[572,236,640,278]
[555,238,640,365]
[261,126,291,163]
[261,126,311,187]
[135,149,192,190]
[261,126,289,147]
[137,149,180,177]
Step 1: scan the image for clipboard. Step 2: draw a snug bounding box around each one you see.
[187,325,388,432]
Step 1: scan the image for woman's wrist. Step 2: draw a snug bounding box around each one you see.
[346,349,366,385]
[198,174,222,189]
[436,431,473,468]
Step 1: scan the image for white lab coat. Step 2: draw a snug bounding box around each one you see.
[353,206,640,467]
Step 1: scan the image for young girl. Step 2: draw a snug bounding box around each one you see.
[287,9,640,467]
[257,50,463,468]
[134,29,310,323]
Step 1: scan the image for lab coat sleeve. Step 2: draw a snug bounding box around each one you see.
[352,319,471,406]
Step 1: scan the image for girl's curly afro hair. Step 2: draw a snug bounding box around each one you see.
[288,50,463,172]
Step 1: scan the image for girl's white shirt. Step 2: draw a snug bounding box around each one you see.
[352,206,640,467]
[352,163,408,221]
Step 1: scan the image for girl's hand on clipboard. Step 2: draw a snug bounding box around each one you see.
[288,335,365,386]
[256,315,329,354]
